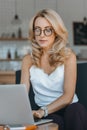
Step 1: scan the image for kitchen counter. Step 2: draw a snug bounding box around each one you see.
[0,71,15,84]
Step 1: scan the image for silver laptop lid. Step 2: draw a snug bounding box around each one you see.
[0,84,34,126]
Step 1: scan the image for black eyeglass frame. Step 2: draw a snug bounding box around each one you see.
[33,26,55,36]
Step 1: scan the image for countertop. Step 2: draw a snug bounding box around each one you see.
[0,70,15,74]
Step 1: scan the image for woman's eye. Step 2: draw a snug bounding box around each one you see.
[46,28,51,32]
[36,28,40,32]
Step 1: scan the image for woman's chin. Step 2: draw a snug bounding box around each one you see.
[39,44,48,48]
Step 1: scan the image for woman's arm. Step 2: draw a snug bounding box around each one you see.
[47,52,77,114]
[20,54,32,92]
[33,52,77,118]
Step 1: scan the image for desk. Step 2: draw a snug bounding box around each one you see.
[36,123,58,130]
[0,123,58,130]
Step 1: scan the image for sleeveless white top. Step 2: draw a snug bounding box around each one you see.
[30,65,78,107]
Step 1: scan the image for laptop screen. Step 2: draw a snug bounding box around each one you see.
[0,84,34,126]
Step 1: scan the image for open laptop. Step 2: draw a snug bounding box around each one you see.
[0,84,52,128]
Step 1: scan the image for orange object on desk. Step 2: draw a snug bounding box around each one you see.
[25,125,37,130]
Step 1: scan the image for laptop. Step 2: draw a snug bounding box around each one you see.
[0,84,52,128]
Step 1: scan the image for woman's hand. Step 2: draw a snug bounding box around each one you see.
[32,109,45,118]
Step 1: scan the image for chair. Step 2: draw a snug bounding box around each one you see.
[76,62,87,109]
[16,62,87,110]
[16,70,37,110]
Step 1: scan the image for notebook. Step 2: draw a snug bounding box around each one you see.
[0,84,52,127]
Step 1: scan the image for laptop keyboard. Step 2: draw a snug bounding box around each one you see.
[34,118,41,122]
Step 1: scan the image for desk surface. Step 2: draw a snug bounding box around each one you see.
[36,123,58,130]
[0,123,58,130]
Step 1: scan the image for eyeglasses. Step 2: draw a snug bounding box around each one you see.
[34,26,54,36]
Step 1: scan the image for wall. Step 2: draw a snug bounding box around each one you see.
[0,0,34,59]
[57,0,87,56]
[0,0,87,59]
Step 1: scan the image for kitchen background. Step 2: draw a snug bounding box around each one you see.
[0,0,87,72]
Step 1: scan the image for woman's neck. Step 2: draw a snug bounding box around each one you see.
[42,44,53,54]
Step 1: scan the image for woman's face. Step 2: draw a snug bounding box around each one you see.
[34,17,56,50]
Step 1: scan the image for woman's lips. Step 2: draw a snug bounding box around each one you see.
[39,40,47,43]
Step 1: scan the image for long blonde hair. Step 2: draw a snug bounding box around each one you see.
[29,9,71,67]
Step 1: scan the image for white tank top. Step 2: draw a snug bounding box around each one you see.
[30,65,78,107]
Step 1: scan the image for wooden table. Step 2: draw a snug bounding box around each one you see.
[36,123,58,130]
[0,123,58,130]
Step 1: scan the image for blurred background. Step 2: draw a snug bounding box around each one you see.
[0,0,87,84]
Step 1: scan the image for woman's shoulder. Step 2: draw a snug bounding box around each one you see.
[22,53,32,61]
[23,53,32,60]
[22,53,32,68]
[65,50,76,65]
[69,50,76,58]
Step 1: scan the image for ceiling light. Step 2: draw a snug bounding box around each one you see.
[11,0,22,25]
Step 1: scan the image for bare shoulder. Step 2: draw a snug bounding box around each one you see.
[65,51,76,66]
[22,54,32,62]
[22,54,32,68]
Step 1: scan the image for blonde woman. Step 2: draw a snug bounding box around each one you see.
[21,9,87,130]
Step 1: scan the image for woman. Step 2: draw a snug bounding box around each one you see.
[21,9,87,130]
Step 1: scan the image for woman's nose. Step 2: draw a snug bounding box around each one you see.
[40,30,45,37]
